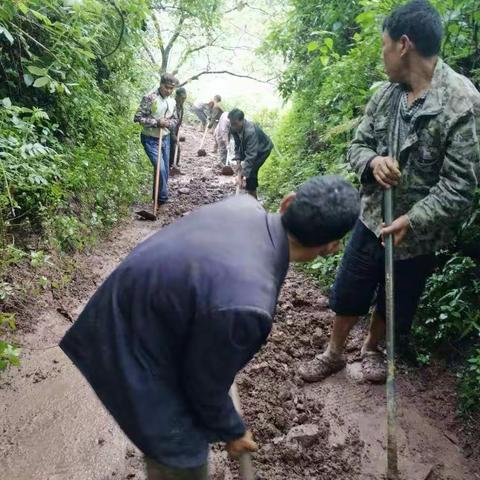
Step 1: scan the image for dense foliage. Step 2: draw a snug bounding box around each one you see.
[0,0,155,367]
[260,0,480,412]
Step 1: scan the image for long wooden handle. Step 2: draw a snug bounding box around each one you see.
[199,123,209,150]
[153,128,164,217]
[173,130,180,167]
[230,383,256,480]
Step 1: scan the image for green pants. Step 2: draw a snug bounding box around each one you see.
[145,457,209,480]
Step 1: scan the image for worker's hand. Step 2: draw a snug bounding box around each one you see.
[225,430,258,458]
[236,175,246,189]
[381,214,411,246]
[371,156,401,188]
[157,118,170,128]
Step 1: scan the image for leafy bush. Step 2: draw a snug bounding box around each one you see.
[0,0,153,365]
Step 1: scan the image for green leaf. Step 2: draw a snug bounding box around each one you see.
[33,77,50,88]
[2,97,12,108]
[325,38,333,50]
[23,73,34,86]
[31,9,52,25]
[18,2,29,14]
[27,65,48,76]
[320,55,330,66]
[307,41,319,53]
[0,26,14,44]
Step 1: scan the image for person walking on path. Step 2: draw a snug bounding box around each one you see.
[60,176,359,480]
[229,108,273,199]
[134,73,179,205]
[299,0,480,385]
[169,87,187,171]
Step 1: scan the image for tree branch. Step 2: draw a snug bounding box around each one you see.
[179,70,275,86]
[151,12,165,55]
[141,38,157,65]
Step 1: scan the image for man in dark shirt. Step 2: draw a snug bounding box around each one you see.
[169,87,187,172]
[229,108,273,198]
[60,175,360,479]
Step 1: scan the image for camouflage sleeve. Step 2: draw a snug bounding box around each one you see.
[407,113,480,236]
[133,94,158,128]
[348,85,389,184]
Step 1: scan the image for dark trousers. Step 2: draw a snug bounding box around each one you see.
[169,139,180,167]
[141,133,170,203]
[245,148,272,192]
[330,220,436,336]
[145,457,208,480]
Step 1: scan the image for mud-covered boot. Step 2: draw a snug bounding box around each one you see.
[298,351,346,383]
[361,347,386,383]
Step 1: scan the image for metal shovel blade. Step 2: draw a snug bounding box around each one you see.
[135,210,157,221]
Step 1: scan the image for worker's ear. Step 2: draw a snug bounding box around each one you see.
[279,192,296,214]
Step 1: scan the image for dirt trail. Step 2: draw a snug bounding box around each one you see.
[0,125,478,480]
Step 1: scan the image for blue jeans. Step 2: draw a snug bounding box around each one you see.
[141,133,171,203]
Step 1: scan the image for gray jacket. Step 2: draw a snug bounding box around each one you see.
[231,120,273,178]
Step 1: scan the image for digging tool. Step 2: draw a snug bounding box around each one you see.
[384,186,398,480]
[230,383,256,480]
[235,161,242,195]
[136,127,164,221]
[197,124,209,156]
[170,131,181,176]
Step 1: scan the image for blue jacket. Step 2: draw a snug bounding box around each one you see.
[60,195,289,468]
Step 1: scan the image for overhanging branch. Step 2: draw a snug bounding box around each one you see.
[179,69,275,86]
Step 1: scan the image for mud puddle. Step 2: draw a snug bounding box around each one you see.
[1,125,478,480]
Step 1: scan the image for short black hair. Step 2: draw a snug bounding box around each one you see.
[160,73,179,86]
[214,94,222,102]
[383,0,442,57]
[176,87,187,97]
[228,108,244,122]
[281,175,360,247]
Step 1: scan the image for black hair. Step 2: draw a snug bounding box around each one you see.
[160,73,179,86]
[382,0,443,58]
[176,87,187,97]
[214,94,222,102]
[228,108,244,122]
[281,175,360,247]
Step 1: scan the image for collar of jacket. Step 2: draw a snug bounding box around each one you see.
[396,58,444,156]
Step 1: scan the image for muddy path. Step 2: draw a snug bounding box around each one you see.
[0,125,478,480]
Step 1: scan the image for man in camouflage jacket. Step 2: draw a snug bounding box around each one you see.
[299,0,480,384]
[134,73,179,204]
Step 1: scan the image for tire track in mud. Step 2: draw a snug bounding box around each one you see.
[0,125,477,480]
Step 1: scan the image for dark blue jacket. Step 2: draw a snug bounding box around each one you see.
[60,195,289,468]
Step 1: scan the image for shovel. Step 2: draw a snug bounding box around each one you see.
[230,383,256,480]
[197,123,209,156]
[136,127,164,221]
[384,186,398,479]
[170,131,181,176]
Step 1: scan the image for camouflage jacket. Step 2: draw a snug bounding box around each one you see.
[134,89,178,138]
[349,59,480,259]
